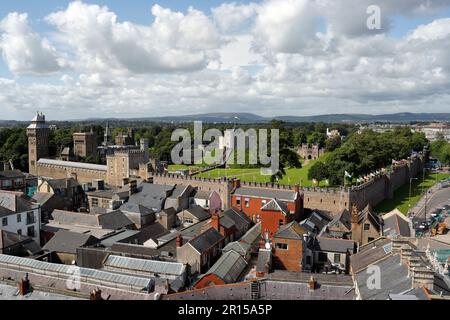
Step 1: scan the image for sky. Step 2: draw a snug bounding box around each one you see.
[1,0,450,120]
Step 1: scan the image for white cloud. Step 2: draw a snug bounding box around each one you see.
[45,1,224,74]
[1,0,450,120]
[0,12,64,74]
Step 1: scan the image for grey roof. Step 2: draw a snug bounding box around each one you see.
[0,282,84,300]
[0,230,42,255]
[256,249,272,272]
[233,187,298,201]
[103,254,185,276]
[120,183,174,215]
[358,205,383,231]
[32,192,54,205]
[205,250,247,283]
[135,222,170,244]
[355,253,412,300]
[222,241,251,256]
[350,239,393,273]
[181,205,211,221]
[38,158,107,172]
[328,209,352,231]
[314,237,356,254]
[0,191,37,216]
[0,170,25,179]
[168,184,192,199]
[50,209,134,230]
[219,215,236,230]
[261,198,289,214]
[46,177,80,190]
[223,208,252,233]
[301,211,332,233]
[43,230,99,254]
[189,228,224,253]
[274,221,307,240]
[383,214,411,237]
[0,254,150,291]
[193,190,213,200]
[100,230,140,247]
[239,222,261,245]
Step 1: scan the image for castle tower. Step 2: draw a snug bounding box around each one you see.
[27,112,50,175]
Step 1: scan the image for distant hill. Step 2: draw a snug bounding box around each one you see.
[2,112,450,125]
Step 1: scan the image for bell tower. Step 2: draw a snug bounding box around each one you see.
[27,112,50,175]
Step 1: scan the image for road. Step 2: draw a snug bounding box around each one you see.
[412,185,450,224]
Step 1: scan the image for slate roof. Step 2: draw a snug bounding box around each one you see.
[193,190,213,200]
[256,249,272,273]
[274,221,307,240]
[383,210,412,237]
[135,222,170,244]
[261,198,289,214]
[233,187,298,201]
[350,239,393,273]
[120,183,175,215]
[0,230,42,255]
[181,205,211,221]
[358,205,383,232]
[313,237,356,254]
[43,230,99,254]
[0,170,25,179]
[32,192,54,205]
[301,211,332,233]
[49,209,134,230]
[355,253,412,300]
[328,209,352,231]
[188,227,224,254]
[205,250,247,283]
[0,191,37,216]
[223,208,252,233]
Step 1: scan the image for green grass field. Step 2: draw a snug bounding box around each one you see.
[374,172,450,214]
[194,153,330,187]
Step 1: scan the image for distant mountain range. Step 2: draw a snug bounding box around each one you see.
[2,112,450,125]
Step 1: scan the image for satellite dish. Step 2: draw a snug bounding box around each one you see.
[265,242,271,250]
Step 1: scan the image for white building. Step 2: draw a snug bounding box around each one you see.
[0,190,41,244]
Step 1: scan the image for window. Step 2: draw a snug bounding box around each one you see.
[306,256,312,265]
[2,217,8,227]
[27,226,35,238]
[256,215,261,223]
[244,198,249,208]
[334,253,341,264]
[184,218,194,224]
[236,197,241,206]
[364,223,370,231]
[17,214,22,223]
[26,211,35,225]
[276,243,288,250]
[368,237,375,243]
[91,198,99,207]
[279,219,284,227]
[17,229,22,235]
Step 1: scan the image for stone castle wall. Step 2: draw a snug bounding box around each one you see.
[37,163,107,185]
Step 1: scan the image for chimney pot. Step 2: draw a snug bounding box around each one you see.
[176,235,183,248]
[308,276,317,291]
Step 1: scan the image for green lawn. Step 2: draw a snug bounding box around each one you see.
[374,172,450,214]
[194,153,330,187]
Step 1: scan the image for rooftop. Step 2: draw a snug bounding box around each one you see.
[37,159,107,172]
[233,187,298,201]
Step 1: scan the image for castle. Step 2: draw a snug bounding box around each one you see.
[297,143,324,160]
[27,113,164,187]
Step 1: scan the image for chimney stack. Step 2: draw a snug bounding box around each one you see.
[351,203,359,228]
[308,276,317,291]
[294,184,300,194]
[129,180,137,197]
[18,273,31,296]
[90,288,103,300]
[176,235,183,248]
[211,212,220,232]
[232,179,241,190]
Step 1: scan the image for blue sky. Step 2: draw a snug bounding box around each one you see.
[1,0,450,120]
